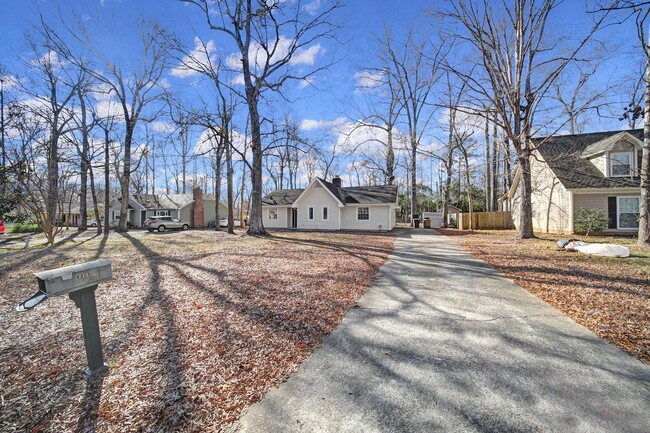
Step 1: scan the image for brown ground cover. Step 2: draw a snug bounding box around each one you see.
[0,229,394,432]
[439,229,650,364]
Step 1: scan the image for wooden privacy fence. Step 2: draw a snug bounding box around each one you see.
[458,211,514,230]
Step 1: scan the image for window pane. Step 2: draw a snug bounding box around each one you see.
[611,153,631,176]
[323,207,328,220]
[309,207,314,219]
[618,197,639,229]
[358,207,369,220]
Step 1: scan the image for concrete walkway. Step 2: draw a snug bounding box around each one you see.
[231,230,650,433]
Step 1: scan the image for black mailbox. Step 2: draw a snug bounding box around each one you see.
[17,259,112,377]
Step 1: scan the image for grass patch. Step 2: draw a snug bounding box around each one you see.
[7,222,40,233]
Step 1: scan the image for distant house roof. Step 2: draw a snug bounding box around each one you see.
[263,179,398,206]
[533,129,642,190]
[116,192,223,210]
[262,189,305,206]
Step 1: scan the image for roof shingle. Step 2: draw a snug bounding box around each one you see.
[533,129,642,190]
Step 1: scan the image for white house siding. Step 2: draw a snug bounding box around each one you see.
[295,184,341,230]
[525,152,571,233]
[264,206,290,229]
[589,154,607,176]
[340,205,391,231]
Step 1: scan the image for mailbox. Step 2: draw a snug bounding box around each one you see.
[16,259,112,377]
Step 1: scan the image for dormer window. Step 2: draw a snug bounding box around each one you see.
[609,152,633,177]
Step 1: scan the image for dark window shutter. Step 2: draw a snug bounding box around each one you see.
[638,150,643,176]
[607,197,617,229]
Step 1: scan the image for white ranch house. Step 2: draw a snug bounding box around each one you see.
[262,177,399,231]
[503,129,642,234]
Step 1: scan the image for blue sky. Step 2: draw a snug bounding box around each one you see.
[0,0,644,194]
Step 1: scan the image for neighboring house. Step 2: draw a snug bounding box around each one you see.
[262,177,399,231]
[109,188,228,228]
[503,129,643,234]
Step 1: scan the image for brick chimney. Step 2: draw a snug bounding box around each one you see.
[192,187,204,228]
[332,176,342,187]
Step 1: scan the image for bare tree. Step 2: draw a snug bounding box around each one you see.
[19,34,81,244]
[444,0,608,238]
[594,1,650,248]
[184,0,342,235]
[381,26,445,224]
[49,19,170,231]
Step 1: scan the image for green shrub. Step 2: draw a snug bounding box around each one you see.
[574,208,608,236]
[8,222,40,233]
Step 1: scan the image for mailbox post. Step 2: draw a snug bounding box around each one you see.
[16,259,112,377]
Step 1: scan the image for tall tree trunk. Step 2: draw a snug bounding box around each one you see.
[78,89,89,231]
[89,161,101,235]
[104,128,110,237]
[491,117,499,211]
[410,141,417,225]
[386,126,395,184]
[118,123,134,231]
[484,113,491,212]
[640,56,650,248]
[516,149,534,238]
[227,138,235,235]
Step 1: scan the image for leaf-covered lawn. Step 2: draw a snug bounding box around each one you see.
[0,230,394,432]
[439,229,650,364]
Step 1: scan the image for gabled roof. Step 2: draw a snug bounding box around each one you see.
[262,179,398,206]
[533,129,643,190]
[580,131,643,158]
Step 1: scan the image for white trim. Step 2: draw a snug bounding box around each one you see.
[308,206,315,220]
[268,208,278,220]
[616,196,640,230]
[571,188,640,194]
[581,131,643,158]
[292,178,346,208]
[322,205,329,220]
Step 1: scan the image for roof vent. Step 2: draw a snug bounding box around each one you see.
[332,176,342,187]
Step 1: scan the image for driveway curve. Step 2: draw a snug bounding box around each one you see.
[231,229,650,433]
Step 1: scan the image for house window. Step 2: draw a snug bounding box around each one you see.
[269,208,277,220]
[357,207,369,220]
[308,207,314,220]
[609,152,632,177]
[322,206,329,220]
[618,197,639,229]
[155,210,170,216]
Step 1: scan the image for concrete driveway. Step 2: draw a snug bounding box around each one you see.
[231,230,650,433]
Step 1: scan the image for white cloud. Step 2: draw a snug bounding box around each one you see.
[151,121,175,133]
[194,128,250,161]
[30,50,67,70]
[224,35,322,85]
[335,121,409,156]
[354,71,384,91]
[289,44,322,66]
[171,37,218,79]
[299,117,345,131]
[304,0,321,16]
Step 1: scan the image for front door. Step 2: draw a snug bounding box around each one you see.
[291,208,298,228]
